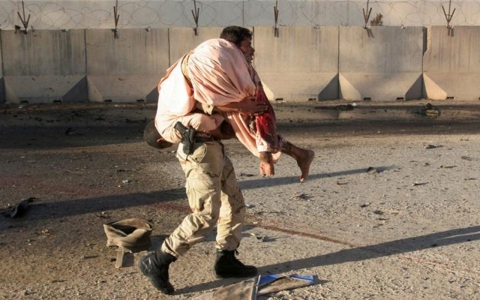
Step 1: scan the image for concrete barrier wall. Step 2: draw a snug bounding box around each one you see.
[254,26,339,101]
[85,28,169,103]
[339,26,424,101]
[423,26,480,101]
[0,26,479,104]
[169,27,223,64]
[1,29,87,103]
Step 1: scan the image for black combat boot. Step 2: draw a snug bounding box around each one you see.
[138,249,177,295]
[214,250,258,278]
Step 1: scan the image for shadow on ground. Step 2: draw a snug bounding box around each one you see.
[177,225,480,295]
[1,165,397,225]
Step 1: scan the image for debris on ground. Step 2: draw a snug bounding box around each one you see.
[291,193,309,201]
[420,103,441,118]
[192,274,315,299]
[425,144,442,149]
[1,197,37,218]
[103,218,153,268]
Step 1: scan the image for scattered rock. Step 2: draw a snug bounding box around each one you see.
[291,193,309,200]
[250,232,265,242]
[412,182,429,186]
[239,172,255,177]
[440,165,456,169]
[335,104,354,111]
[65,127,76,135]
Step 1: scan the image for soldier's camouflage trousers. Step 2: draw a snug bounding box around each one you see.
[162,140,247,257]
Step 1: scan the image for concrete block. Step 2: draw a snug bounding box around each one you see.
[1,29,87,103]
[254,26,339,101]
[423,26,480,101]
[169,27,223,64]
[339,73,361,101]
[340,73,423,101]
[86,28,169,103]
[4,75,87,104]
[339,26,424,101]
[422,73,447,101]
[86,75,159,103]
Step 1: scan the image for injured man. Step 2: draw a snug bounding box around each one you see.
[146,28,314,182]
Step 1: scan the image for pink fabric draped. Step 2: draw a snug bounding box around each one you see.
[187,39,256,107]
[154,53,223,144]
[187,38,282,159]
[187,39,261,157]
[156,38,281,160]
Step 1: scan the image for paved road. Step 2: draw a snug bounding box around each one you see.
[1,101,480,299]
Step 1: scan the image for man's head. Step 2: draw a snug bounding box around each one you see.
[220,26,255,63]
[143,120,174,149]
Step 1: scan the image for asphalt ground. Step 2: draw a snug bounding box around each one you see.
[1,100,480,299]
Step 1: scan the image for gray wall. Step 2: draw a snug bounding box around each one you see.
[85,28,169,103]
[338,26,424,101]
[2,29,87,103]
[169,27,223,63]
[255,26,339,101]
[423,26,480,101]
[1,25,480,104]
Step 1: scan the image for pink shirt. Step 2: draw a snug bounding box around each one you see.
[154,53,223,144]
[155,38,281,160]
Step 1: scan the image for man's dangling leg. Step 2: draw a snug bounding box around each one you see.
[259,151,275,177]
[280,140,315,182]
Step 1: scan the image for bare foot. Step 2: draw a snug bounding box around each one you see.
[259,152,275,177]
[259,161,275,177]
[298,150,315,182]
